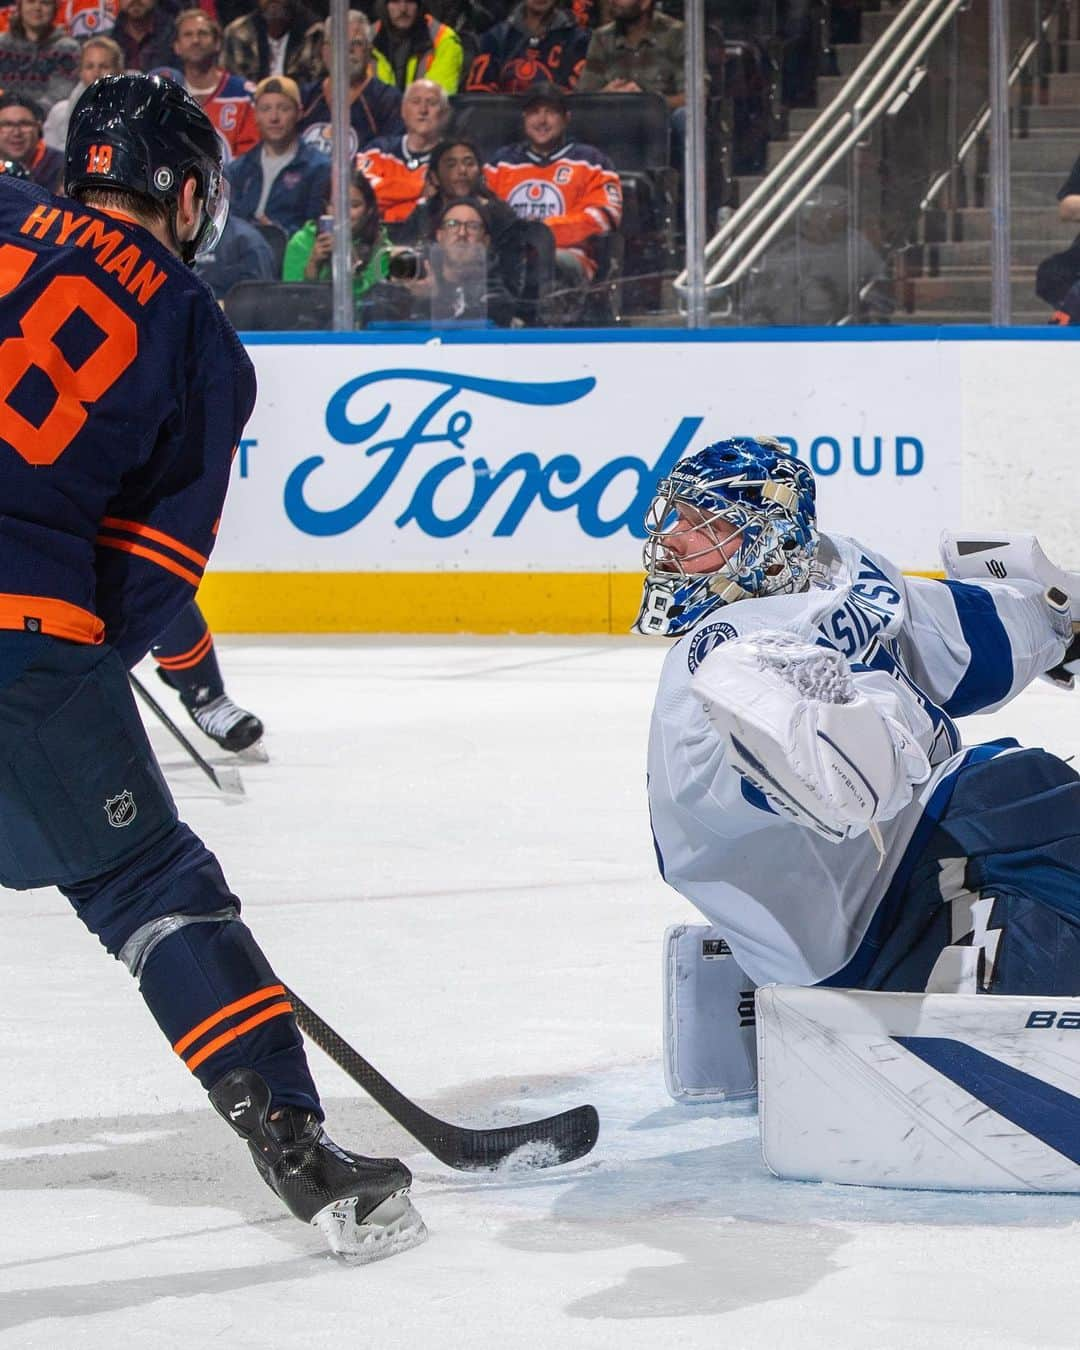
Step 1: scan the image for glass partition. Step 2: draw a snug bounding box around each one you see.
[190,0,1074,332]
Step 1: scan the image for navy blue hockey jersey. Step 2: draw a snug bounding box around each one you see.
[0,175,255,668]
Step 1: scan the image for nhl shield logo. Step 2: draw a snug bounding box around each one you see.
[104,790,137,828]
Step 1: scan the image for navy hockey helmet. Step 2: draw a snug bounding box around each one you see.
[65,74,227,263]
[634,437,819,637]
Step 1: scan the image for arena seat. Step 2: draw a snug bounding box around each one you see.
[224,281,333,331]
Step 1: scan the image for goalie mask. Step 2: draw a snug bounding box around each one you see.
[634,437,818,637]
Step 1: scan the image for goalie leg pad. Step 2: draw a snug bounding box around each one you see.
[663,924,757,1103]
[758,985,1080,1191]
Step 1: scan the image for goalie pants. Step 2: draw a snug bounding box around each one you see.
[0,634,320,1115]
[825,745,1080,996]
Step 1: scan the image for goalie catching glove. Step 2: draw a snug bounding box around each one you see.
[690,632,931,846]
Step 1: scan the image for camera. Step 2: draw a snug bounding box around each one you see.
[387,247,427,281]
[317,214,334,236]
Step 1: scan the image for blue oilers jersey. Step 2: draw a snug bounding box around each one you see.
[0,175,255,667]
[647,532,1067,988]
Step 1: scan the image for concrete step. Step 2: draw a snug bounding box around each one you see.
[1052,39,1080,72]
[910,238,1068,267]
[1043,71,1080,103]
[884,310,1054,325]
[767,135,804,170]
[903,273,1043,311]
[859,7,897,44]
[1015,103,1080,130]
[1009,137,1078,172]
[835,42,870,76]
[1010,171,1069,206]
[951,206,1067,240]
[787,106,821,134]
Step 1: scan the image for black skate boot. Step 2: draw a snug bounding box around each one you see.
[210,1068,427,1262]
[188,691,264,753]
[155,667,265,754]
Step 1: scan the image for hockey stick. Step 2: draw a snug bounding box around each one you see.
[129,672,245,797]
[286,988,600,1172]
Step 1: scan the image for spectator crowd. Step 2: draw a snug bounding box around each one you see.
[0,0,700,325]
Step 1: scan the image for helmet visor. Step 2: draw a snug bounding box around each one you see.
[194,167,228,258]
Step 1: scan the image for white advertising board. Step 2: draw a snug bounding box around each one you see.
[214,335,962,575]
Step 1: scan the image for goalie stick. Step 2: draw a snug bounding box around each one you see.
[285,988,600,1172]
[129,672,245,797]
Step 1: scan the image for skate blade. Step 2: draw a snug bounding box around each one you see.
[312,1189,428,1264]
[233,740,269,764]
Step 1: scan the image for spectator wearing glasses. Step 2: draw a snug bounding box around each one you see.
[399,135,552,321]
[355,76,448,227]
[413,196,517,325]
[0,0,79,115]
[173,9,259,162]
[370,0,463,94]
[0,94,62,188]
[466,0,589,94]
[298,10,403,158]
[222,0,314,84]
[226,74,329,237]
[43,33,121,149]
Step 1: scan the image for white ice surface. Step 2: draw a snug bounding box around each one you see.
[2,638,1079,1350]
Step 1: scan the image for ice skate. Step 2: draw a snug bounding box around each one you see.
[210,1068,428,1264]
[189,692,265,754]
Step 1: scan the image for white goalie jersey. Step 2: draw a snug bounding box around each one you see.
[647,531,1068,989]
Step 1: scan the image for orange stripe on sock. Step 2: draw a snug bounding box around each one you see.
[100,516,209,568]
[184,1001,294,1074]
[155,630,213,670]
[173,984,287,1057]
[97,537,202,589]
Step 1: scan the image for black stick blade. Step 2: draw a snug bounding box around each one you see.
[426,1103,600,1172]
[287,989,600,1172]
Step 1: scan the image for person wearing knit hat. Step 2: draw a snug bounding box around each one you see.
[225,65,329,237]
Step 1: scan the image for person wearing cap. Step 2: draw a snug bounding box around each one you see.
[485,81,621,290]
[225,72,330,238]
[370,0,463,94]
[354,75,448,228]
[222,0,314,85]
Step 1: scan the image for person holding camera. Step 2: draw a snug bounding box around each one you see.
[282,164,393,299]
[398,195,517,325]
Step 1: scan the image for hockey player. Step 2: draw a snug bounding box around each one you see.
[152,599,265,753]
[0,73,425,1261]
[638,437,1080,998]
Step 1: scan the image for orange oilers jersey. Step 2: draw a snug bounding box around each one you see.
[356,136,430,225]
[196,72,258,162]
[485,141,622,273]
[57,0,116,37]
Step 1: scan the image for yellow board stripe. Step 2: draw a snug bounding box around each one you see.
[197,569,947,636]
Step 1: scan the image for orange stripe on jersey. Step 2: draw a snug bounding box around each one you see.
[173,984,288,1056]
[183,1001,295,1073]
[155,629,213,671]
[97,537,202,588]
[0,592,104,643]
[100,517,209,568]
